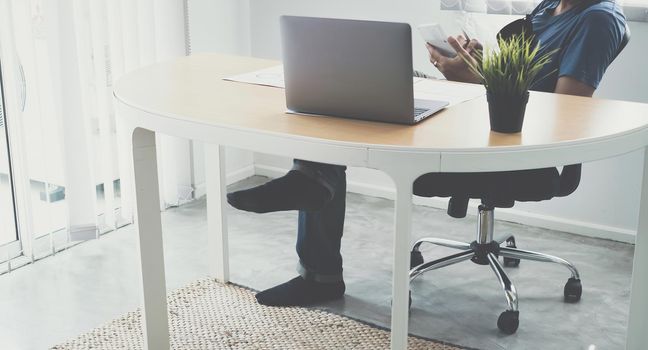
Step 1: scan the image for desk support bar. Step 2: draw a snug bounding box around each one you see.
[206,143,230,282]
[627,146,648,350]
[132,128,171,350]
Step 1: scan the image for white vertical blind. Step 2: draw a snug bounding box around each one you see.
[60,0,99,241]
[72,0,191,224]
[0,0,190,256]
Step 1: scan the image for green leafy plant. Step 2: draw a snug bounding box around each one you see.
[464,34,557,97]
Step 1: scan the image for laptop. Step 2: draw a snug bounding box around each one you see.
[280,16,449,125]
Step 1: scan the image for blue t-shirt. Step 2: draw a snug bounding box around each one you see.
[530,0,626,92]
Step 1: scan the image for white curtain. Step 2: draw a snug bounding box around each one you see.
[70,0,191,222]
[0,0,190,258]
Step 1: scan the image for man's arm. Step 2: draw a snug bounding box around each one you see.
[554,76,596,97]
[554,9,624,98]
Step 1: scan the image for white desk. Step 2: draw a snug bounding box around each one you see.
[114,54,648,350]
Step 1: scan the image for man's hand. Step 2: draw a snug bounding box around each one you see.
[427,35,483,84]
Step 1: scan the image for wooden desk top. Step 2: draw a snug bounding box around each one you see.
[114,54,648,152]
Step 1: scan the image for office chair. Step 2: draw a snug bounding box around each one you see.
[408,24,631,334]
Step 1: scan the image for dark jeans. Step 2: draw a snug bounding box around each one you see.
[292,159,347,283]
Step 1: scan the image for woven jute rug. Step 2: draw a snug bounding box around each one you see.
[51,278,464,350]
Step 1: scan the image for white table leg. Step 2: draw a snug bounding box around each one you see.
[205,144,230,282]
[390,177,413,350]
[627,146,648,350]
[132,128,170,350]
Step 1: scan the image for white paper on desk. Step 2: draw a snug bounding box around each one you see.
[223,65,285,88]
[225,67,428,90]
[414,79,484,107]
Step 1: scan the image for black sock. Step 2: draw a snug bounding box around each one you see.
[227,170,332,213]
[255,276,345,307]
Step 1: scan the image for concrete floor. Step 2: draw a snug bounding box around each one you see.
[0,176,634,350]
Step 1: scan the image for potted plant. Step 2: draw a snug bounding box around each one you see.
[464,34,556,133]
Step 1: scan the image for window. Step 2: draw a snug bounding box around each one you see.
[441,0,648,21]
[0,0,190,274]
[0,66,19,247]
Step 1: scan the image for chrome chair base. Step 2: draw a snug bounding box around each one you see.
[409,205,582,334]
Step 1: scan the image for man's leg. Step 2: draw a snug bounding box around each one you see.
[296,163,346,282]
[255,160,347,306]
[227,160,334,213]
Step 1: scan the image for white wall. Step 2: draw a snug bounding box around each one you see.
[188,0,250,55]
[245,0,648,243]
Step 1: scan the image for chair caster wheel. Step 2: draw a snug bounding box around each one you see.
[410,250,424,269]
[497,310,519,335]
[564,277,582,303]
[503,236,520,267]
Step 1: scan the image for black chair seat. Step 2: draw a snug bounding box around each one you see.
[414,167,561,201]
[414,167,568,217]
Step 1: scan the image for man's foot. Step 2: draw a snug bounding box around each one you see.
[255,276,346,307]
[227,170,332,213]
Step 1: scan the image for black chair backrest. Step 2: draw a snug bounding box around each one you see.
[557,23,631,197]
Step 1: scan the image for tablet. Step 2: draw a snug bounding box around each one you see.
[418,23,457,58]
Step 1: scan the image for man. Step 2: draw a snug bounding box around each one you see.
[227,0,627,307]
